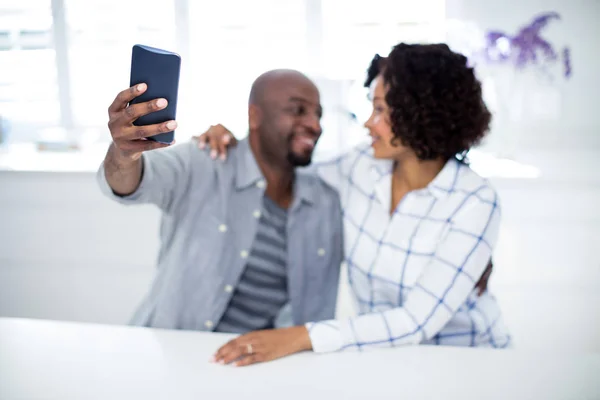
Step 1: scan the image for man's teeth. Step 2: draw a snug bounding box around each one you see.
[299,137,315,145]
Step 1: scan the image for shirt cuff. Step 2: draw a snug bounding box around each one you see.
[96,153,152,204]
[306,320,345,353]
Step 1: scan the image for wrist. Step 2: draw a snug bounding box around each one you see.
[290,326,313,352]
[109,143,141,167]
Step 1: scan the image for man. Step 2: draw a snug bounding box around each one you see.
[98,69,343,334]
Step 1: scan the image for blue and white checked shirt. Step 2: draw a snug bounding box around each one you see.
[306,143,511,352]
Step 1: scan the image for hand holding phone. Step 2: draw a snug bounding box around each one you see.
[106,83,176,161]
[128,44,181,144]
[105,45,181,161]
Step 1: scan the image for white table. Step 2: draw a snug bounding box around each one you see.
[1,318,598,399]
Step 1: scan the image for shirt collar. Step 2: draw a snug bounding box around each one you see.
[235,137,316,206]
[426,158,461,199]
[235,138,264,190]
[292,172,317,206]
[369,151,461,200]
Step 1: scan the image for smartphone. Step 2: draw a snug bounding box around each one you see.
[129,44,181,144]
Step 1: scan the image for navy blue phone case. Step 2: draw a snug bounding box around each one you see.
[129,44,181,144]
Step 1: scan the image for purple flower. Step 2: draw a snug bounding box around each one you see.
[480,11,571,78]
[563,47,572,78]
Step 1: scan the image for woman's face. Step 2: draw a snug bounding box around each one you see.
[364,75,409,160]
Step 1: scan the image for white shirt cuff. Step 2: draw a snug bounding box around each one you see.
[306,320,345,353]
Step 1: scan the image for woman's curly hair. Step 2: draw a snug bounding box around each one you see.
[365,43,491,161]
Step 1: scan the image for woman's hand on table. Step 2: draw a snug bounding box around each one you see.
[211,326,312,367]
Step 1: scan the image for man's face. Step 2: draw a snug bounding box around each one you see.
[258,76,323,167]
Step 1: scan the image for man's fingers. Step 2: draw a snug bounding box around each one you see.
[115,120,177,141]
[482,269,492,293]
[122,98,168,122]
[484,267,492,279]
[475,278,484,295]
[476,269,490,295]
[118,139,172,153]
[108,84,147,117]
[475,259,494,295]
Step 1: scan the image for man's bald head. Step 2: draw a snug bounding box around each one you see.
[247,68,323,168]
[249,69,317,106]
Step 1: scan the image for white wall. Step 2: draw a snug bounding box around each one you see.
[0,172,158,325]
[439,0,600,353]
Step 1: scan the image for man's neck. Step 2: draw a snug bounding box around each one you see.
[261,166,294,209]
[249,135,295,209]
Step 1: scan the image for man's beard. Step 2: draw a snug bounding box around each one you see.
[285,133,313,167]
[286,151,312,167]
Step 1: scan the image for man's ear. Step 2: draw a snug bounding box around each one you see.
[249,104,262,131]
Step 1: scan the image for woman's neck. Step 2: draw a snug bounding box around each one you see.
[392,154,446,193]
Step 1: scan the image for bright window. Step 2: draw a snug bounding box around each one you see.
[65,0,177,135]
[0,0,58,145]
[0,0,447,170]
[184,0,308,139]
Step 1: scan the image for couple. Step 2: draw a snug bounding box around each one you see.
[98,42,510,367]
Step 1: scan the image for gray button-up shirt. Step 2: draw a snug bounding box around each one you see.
[97,138,343,331]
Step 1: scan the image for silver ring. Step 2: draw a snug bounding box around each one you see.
[246,343,253,355]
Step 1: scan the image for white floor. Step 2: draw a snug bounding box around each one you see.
[0,147,599,353]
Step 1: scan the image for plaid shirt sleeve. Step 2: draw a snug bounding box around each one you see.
[308,146,364,192]
[306,188,501,353]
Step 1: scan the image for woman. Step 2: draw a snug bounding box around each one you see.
[205,43,511,367]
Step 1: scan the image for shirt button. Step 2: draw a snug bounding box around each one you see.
[224,285,234,293]
[218,224,227,233]
[205,320,214,329]
[253,210,261,218]
[256,180,266,189]
[240,250,249,259]
[318,248,326,257]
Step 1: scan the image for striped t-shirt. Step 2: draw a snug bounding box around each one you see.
[215,196,288,333]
